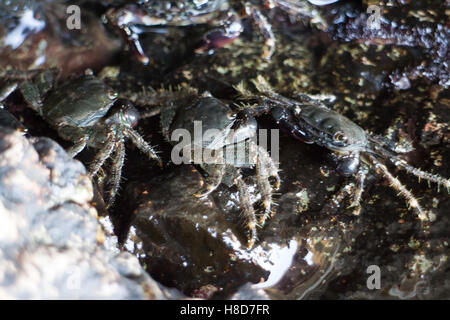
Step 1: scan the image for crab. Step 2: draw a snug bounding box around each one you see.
[236,76,450,221]
[0,68,162,207]
[143,86,281,248]
[104,0,339,64]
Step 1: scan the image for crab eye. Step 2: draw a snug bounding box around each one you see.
[108,90,118,100]
[122,105,139,128]
[333,131,348,144]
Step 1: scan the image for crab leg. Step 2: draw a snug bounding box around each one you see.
[251,143,280,226]
[236,175,258,249]
[370,156,429,221]
[107,138,126,208]
[393,159,450,193]
[245,3,276,59]
[369,134,450,192]
[124,127,162,167]
[89,134,116,177]
[105,5,158,65]
[195,10,244,55]
[321,181,354,215]
[0,82,18,101]
[67,135,88,158]
[347,166,368,215]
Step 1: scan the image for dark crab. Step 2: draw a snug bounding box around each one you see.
[0,69,161,207]
[238,76,450,221]
[144,86,280,248]
[105,0,338,64]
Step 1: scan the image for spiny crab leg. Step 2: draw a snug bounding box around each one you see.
[124,127,163,167]
[107,138,126,208]
[394,159,450,193]
[369,155,430,221]
[236,175,258,249]
[252,143,280,226]
[369,135,450,193]
[89,134,116,177]
[347,166,368,215]
[245,4,276,59]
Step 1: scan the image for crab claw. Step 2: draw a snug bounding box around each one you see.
[193,185,216,198]
[195,29,240,55]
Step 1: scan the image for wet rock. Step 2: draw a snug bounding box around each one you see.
[0,129,182,299]
[122,144,345,299]
[0,245,179,299]
[124,166,269,297]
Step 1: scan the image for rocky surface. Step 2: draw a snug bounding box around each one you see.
[0,127,182,299]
